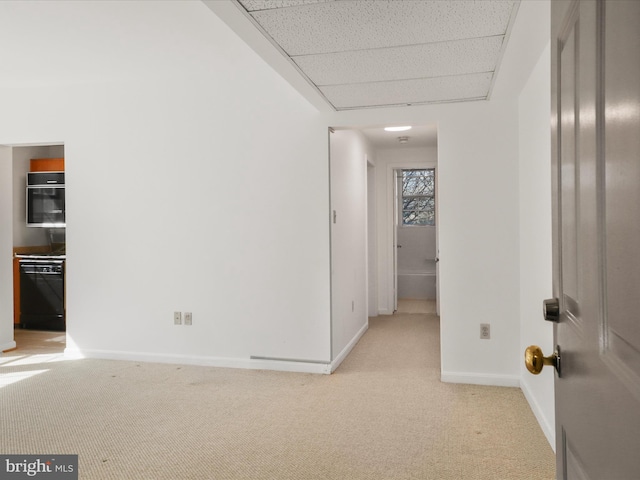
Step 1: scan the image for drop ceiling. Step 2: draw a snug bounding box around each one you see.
[233,0,520,111]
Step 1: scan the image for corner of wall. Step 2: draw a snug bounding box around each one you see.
[0,146,15,351]
[517,34,554,451]
[520,374,556,451]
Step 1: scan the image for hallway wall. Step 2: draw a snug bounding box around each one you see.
[0,146,14,352]
[329,129,371,365]
[518,41,554,447]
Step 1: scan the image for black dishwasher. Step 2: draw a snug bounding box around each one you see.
[19,258,65,331]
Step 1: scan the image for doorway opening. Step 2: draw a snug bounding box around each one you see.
[328,123,439,369]
[393,167,438,314]
[2,143,66,358]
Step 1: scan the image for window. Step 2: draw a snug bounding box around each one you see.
[401,169,435,226]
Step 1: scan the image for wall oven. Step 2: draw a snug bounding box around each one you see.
[26,172,65,227]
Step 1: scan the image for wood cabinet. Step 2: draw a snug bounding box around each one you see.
[30,157,64,172]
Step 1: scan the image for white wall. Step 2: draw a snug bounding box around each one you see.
[436,102,521,385]
[0,146,15,352]
[367,163,377,317]
[0,1,331,372]
[518,42,555,448]
[329,129,370,366]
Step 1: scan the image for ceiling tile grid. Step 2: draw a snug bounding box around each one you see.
[239,0,331,12]
[235,0,520,110]
[320,72,493,110]
[292,35,505,86]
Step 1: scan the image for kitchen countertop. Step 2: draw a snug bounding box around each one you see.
[14,245,66,260]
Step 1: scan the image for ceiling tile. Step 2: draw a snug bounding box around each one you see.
[320,72,493,110]
[293,36,504,86]
[249,0,516,56]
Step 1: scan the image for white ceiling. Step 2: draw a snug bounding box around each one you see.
[358,124,438,149]
[234,0,520,111]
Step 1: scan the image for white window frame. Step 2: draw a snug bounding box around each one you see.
[398,168,436,227]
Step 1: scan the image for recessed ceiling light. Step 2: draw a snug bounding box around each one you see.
[384,126,412,132]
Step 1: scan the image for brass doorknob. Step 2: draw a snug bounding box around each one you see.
[525,345,560,375]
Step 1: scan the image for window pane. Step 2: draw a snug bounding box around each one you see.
[403,210,435,226]
[401,168,436,226]
[402,169,434,196]
[402,197,434,211]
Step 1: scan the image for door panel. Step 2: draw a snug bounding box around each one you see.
[603,0,640,396]
[559,18,581,330]
[564,436,590,480]
[552,1,640,479]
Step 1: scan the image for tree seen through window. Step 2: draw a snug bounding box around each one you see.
[401,169,435,226]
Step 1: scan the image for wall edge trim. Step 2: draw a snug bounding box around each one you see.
[330,321,368,373]
[64,348,332,374]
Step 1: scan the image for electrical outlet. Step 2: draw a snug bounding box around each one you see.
[174,312,182,325]
[480,323,490,340]
[184,312,192,326]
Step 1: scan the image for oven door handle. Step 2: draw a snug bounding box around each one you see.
[18,259,64,264]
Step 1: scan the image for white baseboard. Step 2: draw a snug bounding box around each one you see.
[441,370,520,387]
[520,377,556,451]
[330,321,368,373]
[64,348,332,374]
[64,322,371,376]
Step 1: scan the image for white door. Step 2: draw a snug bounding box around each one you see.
[538,1,640,478]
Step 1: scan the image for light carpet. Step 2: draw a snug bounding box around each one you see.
[1,311,555,479]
